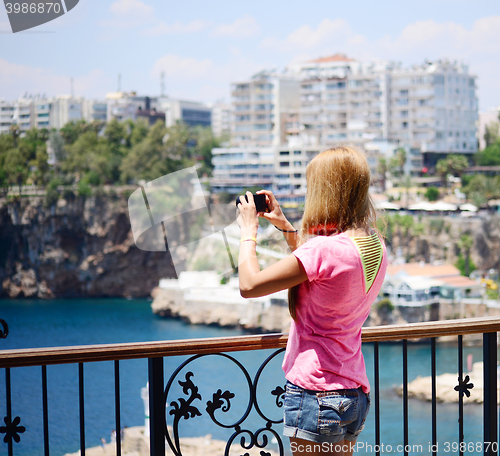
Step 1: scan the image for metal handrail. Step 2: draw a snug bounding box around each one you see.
[1,316,500,368]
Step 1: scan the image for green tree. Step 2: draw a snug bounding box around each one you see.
[3,147,29,191]
[484,122,500,148]
[191,126,220,177]
[48,129,66,165]
[63,131,115,184]
[30,144,50,186]
[436,154,469,188]
[400,174,413,208]
[462,174,500,203]
[120,121,185,183]
[60,120,103,145]
[425,186,439,201]
[389,148,407,178]
[377,157,387,192]
[474,140,500,166]
[456,234,475,277]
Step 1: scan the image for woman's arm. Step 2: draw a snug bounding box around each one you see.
[237,191,307,298]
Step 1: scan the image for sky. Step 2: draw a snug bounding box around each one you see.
[0,0,499,110]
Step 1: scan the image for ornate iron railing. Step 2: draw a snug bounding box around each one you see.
[0,317,499,456]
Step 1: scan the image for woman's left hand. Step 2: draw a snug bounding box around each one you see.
[236,191,259,237]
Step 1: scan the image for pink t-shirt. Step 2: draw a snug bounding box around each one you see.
[282,233,387,393]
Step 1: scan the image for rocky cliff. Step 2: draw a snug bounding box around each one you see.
[0,194,177,298]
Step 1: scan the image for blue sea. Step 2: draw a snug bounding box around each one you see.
[0,298,493,456]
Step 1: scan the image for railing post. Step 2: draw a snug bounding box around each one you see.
[483,332,497,456]
[148,357,165,456]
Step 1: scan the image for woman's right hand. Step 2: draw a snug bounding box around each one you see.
[256,190,295,232]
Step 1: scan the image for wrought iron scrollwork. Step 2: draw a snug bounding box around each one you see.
[164,348,286,456]
[454,374,474,398]
[0,416,25,443]
[0,320,8,339]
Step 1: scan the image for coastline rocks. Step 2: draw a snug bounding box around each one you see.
[63,426,280,456]
[397,362,498,403]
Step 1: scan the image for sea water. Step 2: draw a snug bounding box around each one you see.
[0,299,492,456]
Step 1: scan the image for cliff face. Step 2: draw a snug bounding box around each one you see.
[387,215,500,271]
[0,195,176,298]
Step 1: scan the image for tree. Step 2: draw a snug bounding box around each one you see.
[457,234,474,277]
[474,140,500,166]
[120,121,184,183]
[389,148,407,178]
[48,129,66,165]
[400,175,413,208]
[462,174,500,204]
[436,154,469,188]
[425,186,439,201]
[377,157,387,192]
[484,121,500,148]
[191,126,220,177]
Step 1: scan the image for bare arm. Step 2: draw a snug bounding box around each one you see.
[237,191,308,298]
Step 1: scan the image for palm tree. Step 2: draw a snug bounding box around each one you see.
[378,157,387,192]
[458,234,474,277]
[436,155,469,189]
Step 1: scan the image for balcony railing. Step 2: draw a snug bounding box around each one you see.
[0,317,499,456]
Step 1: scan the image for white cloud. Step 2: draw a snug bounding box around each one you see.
[0,59,110,100]
[150,54,267,103]
[151,55,216,81]
[102,0,153,30]
[109,0,153,19]
[261,18,361,52]
[143,20,212,37]
[211,15,260,38]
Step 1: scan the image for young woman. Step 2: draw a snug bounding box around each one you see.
[237,146,388,456]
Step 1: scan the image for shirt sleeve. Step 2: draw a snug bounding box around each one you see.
[293,236,339,282]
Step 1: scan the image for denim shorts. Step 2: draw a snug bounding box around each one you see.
[283,381,370,444]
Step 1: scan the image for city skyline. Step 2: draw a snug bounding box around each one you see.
[0,0,499,111]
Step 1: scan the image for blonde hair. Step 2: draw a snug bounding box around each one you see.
[288,146,377,320]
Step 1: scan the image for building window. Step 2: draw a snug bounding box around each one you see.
[294,161,301,167]
[280,151,290,155]
[294,173,302,178]
[280,162,290,167]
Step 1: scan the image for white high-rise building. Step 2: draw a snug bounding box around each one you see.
[210,102,232,138]
[286,55,478,162]
[389,60,478,160]
[0,95,108,134]
[231,70,300,147]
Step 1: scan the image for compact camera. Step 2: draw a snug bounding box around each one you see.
[236,193,268,213]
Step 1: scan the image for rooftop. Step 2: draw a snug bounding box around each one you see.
[387,263,461,279]
[307,53,355,63]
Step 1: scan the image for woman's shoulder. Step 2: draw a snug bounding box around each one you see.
[301,233,354,246]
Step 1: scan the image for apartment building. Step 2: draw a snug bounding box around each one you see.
[210,102,232,138]
[211,144,329,197]
[231,70,300,147]
[287,54,392,148]
[211,147,275,195]
[0,95,109,134]
[158,97,211,128]
[286,56,478,165]
[389,60,478,165]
